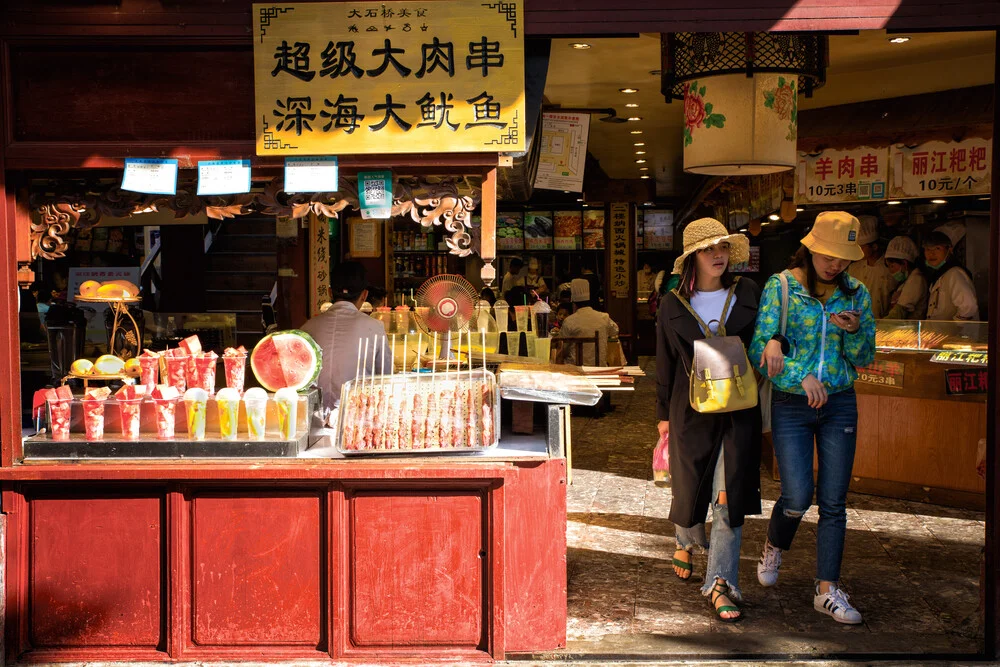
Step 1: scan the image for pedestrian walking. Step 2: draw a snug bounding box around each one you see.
[750,211,876,625]
[655,218,762,623]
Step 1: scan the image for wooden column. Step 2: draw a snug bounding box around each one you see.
[0,136,21,466]
[986,31,1000,660]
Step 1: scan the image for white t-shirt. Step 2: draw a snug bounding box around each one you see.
[689,287,736,334]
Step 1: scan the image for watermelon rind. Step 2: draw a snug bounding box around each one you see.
[251,329,322,392]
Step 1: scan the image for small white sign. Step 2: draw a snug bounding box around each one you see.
[284,156,338,194]
[121,158,179,195]
[197,159,252,195]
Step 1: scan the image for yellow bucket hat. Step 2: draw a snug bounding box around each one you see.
[801,211,865,262]
[672,218,750,275]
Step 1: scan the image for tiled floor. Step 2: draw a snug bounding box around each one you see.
[550,357,985,659]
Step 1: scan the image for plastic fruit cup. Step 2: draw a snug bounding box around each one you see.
[216,398,240,441]
[534,336,552,362]
[117,398,143,440]
[504,331,520,356]
[274,389,298,441]
[138,356,160,393]
[190,356,217,395]
[514,306,530,332]
[164,355,189,393]
[185,398,207,440]
[244,397,268,441]
[494,305,509,332]
[152,398,178,440]
[82,399,107,441]
[48,398,73,441]
[223,354,247,393]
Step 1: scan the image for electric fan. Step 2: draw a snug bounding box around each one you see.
[413,274,479,336]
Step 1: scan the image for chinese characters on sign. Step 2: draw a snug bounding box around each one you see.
[930,350,989,366]
[357,170,393,219]
[534,112,591,192]
[309,215,331,316]
[284,156,339,193]
[796,147,888,204]
[641,209,673,251]
[609,203,631,299]
[254,2,524,155]
[855,360,905,388]
[890,139,992,199]
[945,368,988,395]
[121,158,179,195]
[197,160,252,195]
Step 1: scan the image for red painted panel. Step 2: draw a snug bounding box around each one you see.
[29,495,163,648]
[503,460,567,651]
[9,45,254,143]
[350,491,485,649]
[189,492,323,647]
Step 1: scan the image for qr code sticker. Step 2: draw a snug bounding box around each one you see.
[857,181,872,199]
[363,179,386,205]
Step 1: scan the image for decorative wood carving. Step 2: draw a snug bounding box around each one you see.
[28,177,483,260]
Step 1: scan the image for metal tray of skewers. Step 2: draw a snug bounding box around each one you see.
[333,369,499,455]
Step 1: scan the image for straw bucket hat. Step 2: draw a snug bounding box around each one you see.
[672,218,750,275]
[801,211,865,262]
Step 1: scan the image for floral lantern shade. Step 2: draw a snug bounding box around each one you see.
[683,73,797,175]
[661,32,827,176]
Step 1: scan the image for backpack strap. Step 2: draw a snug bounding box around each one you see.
[671,279,739,339]
[778,271,790,336]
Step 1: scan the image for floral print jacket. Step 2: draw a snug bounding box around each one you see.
[749,271,876,396]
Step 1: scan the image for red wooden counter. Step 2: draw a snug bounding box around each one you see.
[0,442,567,662]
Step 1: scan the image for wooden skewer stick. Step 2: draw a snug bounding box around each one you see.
[355,337,363,384]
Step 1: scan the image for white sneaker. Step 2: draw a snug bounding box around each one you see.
[757,541,782,587]
[814,585,863,625]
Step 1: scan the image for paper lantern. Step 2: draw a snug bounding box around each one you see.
[682,73,798,175]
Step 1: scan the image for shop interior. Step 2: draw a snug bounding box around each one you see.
[13,26,997,658]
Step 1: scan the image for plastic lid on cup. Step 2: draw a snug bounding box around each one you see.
[532,300,551,314]
[244,387,268,402]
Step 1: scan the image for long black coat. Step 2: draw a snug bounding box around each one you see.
[655,278,762,529]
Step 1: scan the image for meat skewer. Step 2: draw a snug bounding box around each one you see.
[481,330,493,448]
[425,333,440,449]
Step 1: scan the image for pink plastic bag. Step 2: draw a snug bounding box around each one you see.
[653,431,670,485]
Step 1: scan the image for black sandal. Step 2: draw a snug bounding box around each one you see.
[709,580,743,623]
[672,549,694,581]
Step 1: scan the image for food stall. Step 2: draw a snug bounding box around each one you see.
[851,319,988,508]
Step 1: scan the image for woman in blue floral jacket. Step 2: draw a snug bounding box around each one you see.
[749,211,876,625]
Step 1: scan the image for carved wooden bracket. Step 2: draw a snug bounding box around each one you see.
[28,176,483,260]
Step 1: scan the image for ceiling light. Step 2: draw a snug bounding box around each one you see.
[634,142,645,146]
[887,200,902,205]
[739,227,748,232]
[619,87,638,94]
[582,203,589,207]
[648,69,662,76]
[888,36,911,44]
[644,202,654,206]
[625,103,639,108]
[635,159,646,164]
[627,116,642,122]
[931,199,947,204]
[796,207,804,212]
[570,42,591,49]
[980,196,991,201]
[768,214,781,221]
[761,221,771,226]
[630,130,643,135]
[639,167,649,171]
[635,150,646,155]
[640,175,651,180]
[576,197,584,202]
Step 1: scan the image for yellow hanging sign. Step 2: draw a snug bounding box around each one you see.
[253,1,525,155]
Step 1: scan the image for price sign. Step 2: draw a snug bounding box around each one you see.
[121,158,179,195]
[284,156,339,194]
[197,160,252,195]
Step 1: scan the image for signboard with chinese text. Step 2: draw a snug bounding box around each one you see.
[498,212,524,250]
[348,217,381,257]
[69,267,142,344]
[609,203,631,299]
[285,156,339,193]
[796,147,888,204]
[309,215,331,316]
[890,139,992,199]
[642,209,673,250]
[731,246,760,273]
[553,210,582,250]
[930,350,988,366]
[524,211,553,250]
[197,160,252,195]
[253,1,525,155]
[855,359,905,388]
[534,112,590,192]
[583,209,605,249]
[945,367,988,395]
[122,158,178,195]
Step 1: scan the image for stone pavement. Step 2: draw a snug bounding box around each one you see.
[540,357,985,660]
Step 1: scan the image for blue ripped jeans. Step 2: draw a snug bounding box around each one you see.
[675,448,743,600]
[767,387,858,583]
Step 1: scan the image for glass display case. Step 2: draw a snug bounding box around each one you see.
[875,319,988,353]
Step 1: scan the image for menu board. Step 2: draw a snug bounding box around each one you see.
[498,212,524,251]
[583,209,606,249]
[643,209,674,250]
[524,211,554,250]
[553,210,583,250]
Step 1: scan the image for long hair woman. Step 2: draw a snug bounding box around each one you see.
[655,218,762,622]
[750,211,876,625]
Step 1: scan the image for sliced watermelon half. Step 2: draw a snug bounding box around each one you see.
[251,329,322,392]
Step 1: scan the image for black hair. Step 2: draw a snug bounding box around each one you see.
[573,299,592,309]
[505,286,528,307]
[479,286,497,306]
[556,303,573,315]
[675,253,734,300]
[508,257,524,271]
[788,246,859,297]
